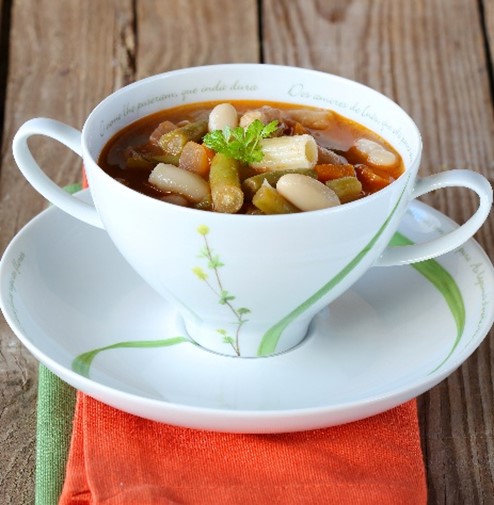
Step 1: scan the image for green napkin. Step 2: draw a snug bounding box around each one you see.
[35,365,77,505]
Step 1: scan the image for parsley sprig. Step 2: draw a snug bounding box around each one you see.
[203,119,278,164]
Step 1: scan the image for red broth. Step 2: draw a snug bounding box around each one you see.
[98,100,405,213]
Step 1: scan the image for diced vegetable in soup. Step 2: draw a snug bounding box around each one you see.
[99,100,405,214]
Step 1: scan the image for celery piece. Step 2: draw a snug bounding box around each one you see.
[158,120,208,156]
[125,150,155,169]
[325,176,363,203]
[125,146,179,168]
[252,182,299,214]
[242,168,317,200]
[148,153,180,165]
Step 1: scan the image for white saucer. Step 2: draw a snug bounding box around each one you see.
[1,190,494,433]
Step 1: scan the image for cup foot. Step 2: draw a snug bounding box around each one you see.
[181,315,313,358]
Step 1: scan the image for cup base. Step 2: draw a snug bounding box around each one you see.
[181,315,313,358]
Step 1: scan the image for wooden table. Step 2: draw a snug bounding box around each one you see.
[1,1,494,503]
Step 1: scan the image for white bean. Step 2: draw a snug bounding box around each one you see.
[354,138,397,167]
[354,138,380,155]
[368,148,397,166]
[276,173,340,211]
[149,163,210,203]
[208,103,239,131]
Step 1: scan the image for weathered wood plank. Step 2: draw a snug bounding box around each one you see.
[0,1,135,503]
[262,1,494,503]
[135,0,259,78]
[0,0,9,143]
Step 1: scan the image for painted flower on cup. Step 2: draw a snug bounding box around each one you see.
[192,225,251,355]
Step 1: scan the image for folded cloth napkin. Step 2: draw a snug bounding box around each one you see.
[35,365,76,505]
[56,391,427,505]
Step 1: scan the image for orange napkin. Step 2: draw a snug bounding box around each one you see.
[59,393,427,504]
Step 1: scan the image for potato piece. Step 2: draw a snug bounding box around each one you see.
[179,141,211,178]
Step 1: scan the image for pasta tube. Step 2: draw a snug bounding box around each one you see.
[250,134,318,171]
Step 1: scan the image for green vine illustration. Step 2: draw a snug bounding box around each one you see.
[192,225,251,356]
[72,337,191,378]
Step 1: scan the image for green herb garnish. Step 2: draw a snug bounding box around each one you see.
[203,119,278,164]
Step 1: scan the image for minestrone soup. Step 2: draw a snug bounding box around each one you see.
[98,100,405,214]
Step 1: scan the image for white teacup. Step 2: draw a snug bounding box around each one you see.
[12,64,492,357]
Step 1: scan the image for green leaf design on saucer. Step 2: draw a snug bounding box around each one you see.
[389,232,465,372]
[72,337,191,378]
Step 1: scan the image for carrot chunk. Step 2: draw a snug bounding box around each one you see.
[314,163,356,183]
[355,164,394,193]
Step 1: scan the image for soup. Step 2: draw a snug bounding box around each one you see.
[99,100,405,214]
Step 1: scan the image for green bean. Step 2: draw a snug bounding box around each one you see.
[194,193,213,211]
[125,147,179,169]
[242,168,317,200]
[158,120,208,156]
[252,181,299,214]
[325,176,363,203]
[148,153,180,165]
[243,204,264,215]
[209,153,244,213]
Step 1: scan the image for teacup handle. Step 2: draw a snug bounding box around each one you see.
[12,118,104,229]
[376,169,492,266]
